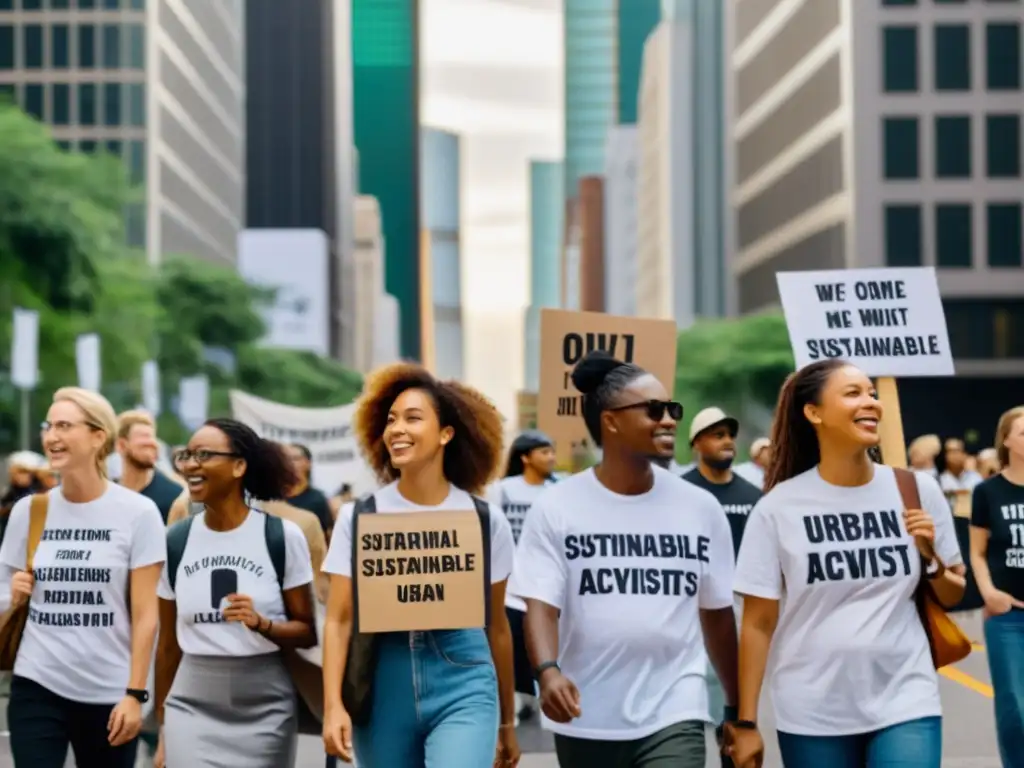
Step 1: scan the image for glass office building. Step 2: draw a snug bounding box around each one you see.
[0,0,245,264]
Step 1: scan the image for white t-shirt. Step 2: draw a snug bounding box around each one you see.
[0,484,166,704]
[733,461,765,489]
[157,510,313,656]
[734,464,962,736]
[940,469,982,494]
[497,475,554,611]
[323,481,514,585]
[509,466,735,741]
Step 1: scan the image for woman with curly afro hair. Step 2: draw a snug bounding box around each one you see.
[321,363,519,768]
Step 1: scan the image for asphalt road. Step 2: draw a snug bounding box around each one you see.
[0,612,1001,767]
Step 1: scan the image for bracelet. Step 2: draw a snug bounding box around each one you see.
[499,723,516,730]
[262,619,274,636]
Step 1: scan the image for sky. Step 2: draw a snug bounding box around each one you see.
[420,0,562,421]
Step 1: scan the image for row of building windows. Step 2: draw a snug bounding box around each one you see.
[53,136,143,178]
[943,298,1024,362]
[883,0,1020,6]
[883,22,1021,92]
[883,113,1021,179]
[0,23,143,69]
[885,202,1023,268]
[0,0,143,9]
[1,80,143,126]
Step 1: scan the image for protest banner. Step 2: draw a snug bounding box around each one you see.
[539,309,678,466]
[229,390,376,495]
[776,266,955,467]
[353,510,488,633]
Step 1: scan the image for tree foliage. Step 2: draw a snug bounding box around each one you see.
[673,311,794,460]
[0,102,362,452]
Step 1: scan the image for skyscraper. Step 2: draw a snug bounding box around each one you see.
[563,0,660,197]
[0,0,245,265]
[245,0,357,363]
[524,160,564,392]
[352,0,421,359]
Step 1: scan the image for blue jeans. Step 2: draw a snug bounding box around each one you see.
[352,629,499,767]
[984,608,1024,765]
[777,716,941,768]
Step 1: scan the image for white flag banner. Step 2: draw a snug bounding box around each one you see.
[11,308,39,390]
[229,390,376,496]
[75,333,101,391]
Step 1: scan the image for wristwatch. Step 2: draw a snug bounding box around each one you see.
[126,688,149,704]
[732,720,757,730]
[533,660,560,679]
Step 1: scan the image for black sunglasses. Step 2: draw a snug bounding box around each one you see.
[173,449,240,465]
[607,400,683,422]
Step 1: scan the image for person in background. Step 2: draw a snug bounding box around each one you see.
[1,452,45,543]
[728,359,965,768]
[0,387,166,768]
[321,363,519,767]
[499,430,558,726]
[976,447,1001,480]
[154,419,316,768]
[34,462,59,491]
[116,411,183,523]
[941,438,982,494]
[513,352,738,768]
[284,444,334,538]
[733,438,771,489]
[170,445,188,483]
[909,434,941,479]
[328,483,354,520]
[969,405,1024,765]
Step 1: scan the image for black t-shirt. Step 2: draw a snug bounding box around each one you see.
[288,486,333,534]
[139,471,184,524]
[970,474,1024,601]
[682,468,763,557]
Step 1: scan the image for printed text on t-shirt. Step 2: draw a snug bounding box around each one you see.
[803,510,913,584]
[565,533,710,597]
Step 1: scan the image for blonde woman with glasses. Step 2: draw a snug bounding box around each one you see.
[0,387,166,768]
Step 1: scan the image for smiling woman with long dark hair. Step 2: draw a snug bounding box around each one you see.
[728,360,966,768]
[320,363,519,768]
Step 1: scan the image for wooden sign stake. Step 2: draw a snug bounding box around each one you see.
[876,376,907,469]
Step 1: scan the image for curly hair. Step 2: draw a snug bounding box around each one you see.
[204,418,298,501]
[353,363,505,494]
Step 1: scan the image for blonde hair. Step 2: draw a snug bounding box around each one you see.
[995,405,1024,467]
[117,409,155,439]
[52,387,118,477]
[908,434,940,463]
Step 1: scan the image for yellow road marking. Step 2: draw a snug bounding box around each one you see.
[939,665,994,698]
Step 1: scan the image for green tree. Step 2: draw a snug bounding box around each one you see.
[673,311,794,460]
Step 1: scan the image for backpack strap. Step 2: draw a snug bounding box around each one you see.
[166,515,196,593]
[894,468,945,574]
[26,494,49,570]
[471,496,493,627]
[263,513,286,590]
[350,495,376,632]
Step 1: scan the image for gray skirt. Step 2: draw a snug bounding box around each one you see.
[164,652,298,768]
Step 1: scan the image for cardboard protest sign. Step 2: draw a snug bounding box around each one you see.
[539,309,678,465]
[775,267,954,378]
[354,510,488,633]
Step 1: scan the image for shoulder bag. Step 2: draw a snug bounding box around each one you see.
[893,468,972,669]
[0,493,49,671]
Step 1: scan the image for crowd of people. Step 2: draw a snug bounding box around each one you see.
[0,355,1020,768]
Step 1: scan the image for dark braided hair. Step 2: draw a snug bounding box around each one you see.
[204,418,298,501]
[764,359,884,492]
[570,351,647,447]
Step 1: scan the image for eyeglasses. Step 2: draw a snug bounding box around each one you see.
[40,420,96,434]
[173,449,240,465]
[607,400,684,422]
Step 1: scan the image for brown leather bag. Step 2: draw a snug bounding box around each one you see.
[0,494,49,671]
[893,468,972,669]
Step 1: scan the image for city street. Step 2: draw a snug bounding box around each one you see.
[0,613,1001,767]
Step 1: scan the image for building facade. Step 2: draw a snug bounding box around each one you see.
[0,0,246,264]
[725,0,1023,432]
[353,195,399,371]
[577,175,605,312]
[420,127,464,380]
[636,19,695,326]
[523,159,564,392]
[245,0,356,363]
[352,0,421,359]
[563,0,660,197]
[604,125,638,317]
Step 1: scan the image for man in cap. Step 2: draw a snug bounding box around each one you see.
[733,437,771,489]
[496,429,557,725]
[681,407,763,556]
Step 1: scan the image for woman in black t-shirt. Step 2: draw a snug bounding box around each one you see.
[969,405,1024,766]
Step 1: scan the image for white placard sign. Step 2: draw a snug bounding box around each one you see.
[776,267,954,377]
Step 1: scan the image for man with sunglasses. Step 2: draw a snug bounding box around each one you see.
[511,351,738,768]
